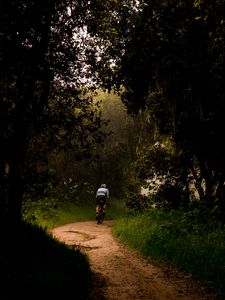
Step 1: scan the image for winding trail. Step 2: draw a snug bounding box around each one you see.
[52,220,217,300]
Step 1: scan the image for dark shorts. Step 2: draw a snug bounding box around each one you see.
[96,195,106,206]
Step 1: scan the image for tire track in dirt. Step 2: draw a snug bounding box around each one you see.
[52,220,217,300]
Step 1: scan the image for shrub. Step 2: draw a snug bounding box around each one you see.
[125,193,151,213]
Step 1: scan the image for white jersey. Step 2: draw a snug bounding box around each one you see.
[96,187,109,198]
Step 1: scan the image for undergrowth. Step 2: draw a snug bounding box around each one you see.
[9,193,126,299]
[22,194,126,229]
[113,209,225,299]
[8,194,125,300]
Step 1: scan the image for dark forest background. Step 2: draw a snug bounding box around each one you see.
[1,0,225,228]
[2,1,225,298]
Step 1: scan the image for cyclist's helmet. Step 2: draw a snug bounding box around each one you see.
[101,183,107,188]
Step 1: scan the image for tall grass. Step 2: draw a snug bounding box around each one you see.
[113,209,225,299]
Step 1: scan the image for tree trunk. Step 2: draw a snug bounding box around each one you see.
[7,160,24,228]
[0,161,9,224]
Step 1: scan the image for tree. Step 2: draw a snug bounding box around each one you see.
[23,84,107,199]
[48,90,141,198]
[0,0,116,226]
[86,0,225,217]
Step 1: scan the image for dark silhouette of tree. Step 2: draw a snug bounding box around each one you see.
[0,0,110,227]
[2,0,225,225]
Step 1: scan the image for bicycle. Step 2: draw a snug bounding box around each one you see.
[96,204,105,225]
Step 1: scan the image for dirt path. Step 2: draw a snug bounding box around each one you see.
[52,220,217,300]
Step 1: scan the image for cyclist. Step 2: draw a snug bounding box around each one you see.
[96,183,109,220]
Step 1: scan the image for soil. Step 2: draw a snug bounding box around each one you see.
[52,220,218,300]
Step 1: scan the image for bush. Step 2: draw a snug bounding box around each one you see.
[113,209,225,298]
[125,193,152,213]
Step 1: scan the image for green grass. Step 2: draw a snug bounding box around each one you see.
[105,197,126,220]
[24,196,126,229]
[38,201,96,229]
[113,209,225,299]
[57,197,126,223]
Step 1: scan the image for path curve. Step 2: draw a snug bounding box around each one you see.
[52,220,217,300]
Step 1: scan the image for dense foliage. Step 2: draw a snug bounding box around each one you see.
[2,0,225,225]
[89,0,225,219]
[0,0,110,226]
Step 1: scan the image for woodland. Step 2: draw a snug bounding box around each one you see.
[1,0,225,227]
[2,1,225,298]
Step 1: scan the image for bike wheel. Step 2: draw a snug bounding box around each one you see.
[99,211,105,224]
[97,210,105,224]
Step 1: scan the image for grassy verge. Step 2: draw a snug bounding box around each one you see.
[113,209,225,299]
[3,196,125,299]
[23,196,126,229]
[36,201,96,229]
[53,196,125,226]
